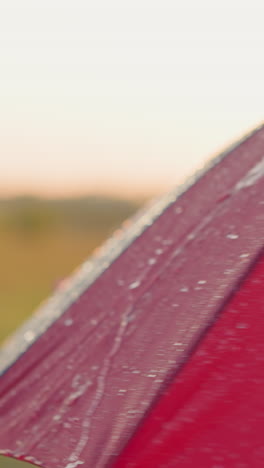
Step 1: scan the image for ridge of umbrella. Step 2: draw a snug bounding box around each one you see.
[0,123,263,376]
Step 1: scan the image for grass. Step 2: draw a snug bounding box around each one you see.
[0,457,33,467]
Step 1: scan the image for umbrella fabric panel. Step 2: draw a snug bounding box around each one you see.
[0,127,263,467]
[114,252,264,468]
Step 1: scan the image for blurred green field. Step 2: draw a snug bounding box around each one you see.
[0,196,143,344]
[0,457,32,467]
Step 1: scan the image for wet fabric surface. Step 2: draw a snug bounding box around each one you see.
[0,126,264,467]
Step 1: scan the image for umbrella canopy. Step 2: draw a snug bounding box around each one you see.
[0,124,264,468]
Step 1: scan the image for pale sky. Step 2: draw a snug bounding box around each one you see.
[0,0,263,198]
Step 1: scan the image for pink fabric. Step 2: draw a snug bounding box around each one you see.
[115,253,264,467]
[0,126,263,467]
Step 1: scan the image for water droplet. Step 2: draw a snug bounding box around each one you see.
[174,247,183,258]
[67,381,92,404]
[173,342,182,346]
[240,253,250,258]
[235,158,264,191]
[226,233,239,240]
[197,280,207,285]
[53,414,61,422]
[129,280,141,290]
[65,461,84,468]
[155,248,163,255]
[163,239,172,245]
[148,258,157,265]
[180,287,189,293]
[175,206,183,214]
[63,422,72,429]
[90,319,98,326]
[64,318,73,327]
[147,374,157,378]
[24,330,35,342]
[236,322,249,329]
[23,457,43,466]
[72,374,81,388]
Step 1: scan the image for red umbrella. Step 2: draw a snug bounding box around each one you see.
[0,124,264,468]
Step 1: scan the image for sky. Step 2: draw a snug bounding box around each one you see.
[0,0,263,198]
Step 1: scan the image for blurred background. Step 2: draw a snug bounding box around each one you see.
[0,1,263,465]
